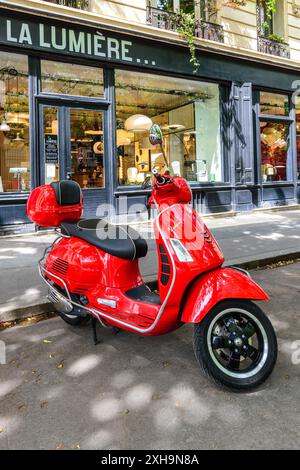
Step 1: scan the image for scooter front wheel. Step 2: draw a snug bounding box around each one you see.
[193,300,277,391]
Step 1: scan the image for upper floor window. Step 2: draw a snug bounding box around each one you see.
[257,0,274,37]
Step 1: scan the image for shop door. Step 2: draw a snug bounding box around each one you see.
[39,103,108,218]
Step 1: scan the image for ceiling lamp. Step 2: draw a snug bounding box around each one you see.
[117,129,131,147]
[125,114,153,133]
[0,119,10,132]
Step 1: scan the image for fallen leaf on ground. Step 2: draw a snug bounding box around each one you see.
[43,339,52,344]
[0,428,4,433]
[40,401,48,408]
[72,443,81,449]
[56,442,64,450]
[48,354,54,359]
[57,363,64,369]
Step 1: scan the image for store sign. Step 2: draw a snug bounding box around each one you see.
[45,135,58,164]
[0,15,160,68]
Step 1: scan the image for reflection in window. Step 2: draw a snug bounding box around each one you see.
[0,52,29,193]
[260,122,290,182]
[260,91,289,116]
[115,70,222,185]
[41,60,104,97]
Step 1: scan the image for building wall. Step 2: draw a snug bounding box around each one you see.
[87,0,300,62]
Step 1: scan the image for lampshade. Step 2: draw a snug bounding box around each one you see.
[0,120,10,132]
[125,114,153,133]
[117,129,131,147]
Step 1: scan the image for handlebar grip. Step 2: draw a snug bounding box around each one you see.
[152,170,165,184]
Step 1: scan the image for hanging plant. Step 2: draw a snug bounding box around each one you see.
[177,11,200,72]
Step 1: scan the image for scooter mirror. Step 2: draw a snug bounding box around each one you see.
[149,124,163,146]
[149,124,169,169]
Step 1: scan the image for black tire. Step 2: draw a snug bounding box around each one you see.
[58,311,90,326]
[193,300,277,391]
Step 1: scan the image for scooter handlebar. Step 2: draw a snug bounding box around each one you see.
[152,169,167,185]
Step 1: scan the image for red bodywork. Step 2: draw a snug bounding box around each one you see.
[27,175,269,335]
[27,184,83,227]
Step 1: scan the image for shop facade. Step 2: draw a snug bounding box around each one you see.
[0,8,300,227]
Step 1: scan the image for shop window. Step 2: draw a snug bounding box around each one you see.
[296,98,300,180]
[260,91,289,116]
[41,60,104,97]
[0,52,30,193]
[260,122,290,182]
[69,109,105,189]
[115,69,222,186]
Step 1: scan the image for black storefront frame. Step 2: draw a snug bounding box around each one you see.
[0,45,234,223]
[0,9,300,224]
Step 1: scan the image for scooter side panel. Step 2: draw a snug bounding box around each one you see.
[181,267,270,324]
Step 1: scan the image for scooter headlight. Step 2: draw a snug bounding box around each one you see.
[170,238,193,263]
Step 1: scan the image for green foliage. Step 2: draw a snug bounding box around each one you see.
[177,11,200,72]
[267,33,285,43]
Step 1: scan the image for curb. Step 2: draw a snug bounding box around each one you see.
[1,251,300,328]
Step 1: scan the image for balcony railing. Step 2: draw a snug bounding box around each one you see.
[146,5,179,32]
[44,0,90,10]
[258,36,290,59]
[195,20,224,43]
[146,6,224,43]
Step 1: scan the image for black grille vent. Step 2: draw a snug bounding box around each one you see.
[159,244,171,286]
[52,258,69,276]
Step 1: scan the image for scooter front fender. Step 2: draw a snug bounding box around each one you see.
[181,267,270,324]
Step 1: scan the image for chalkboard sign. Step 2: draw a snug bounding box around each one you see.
[45,135,58,164]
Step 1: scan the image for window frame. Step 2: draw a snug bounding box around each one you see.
[254,89,295,185]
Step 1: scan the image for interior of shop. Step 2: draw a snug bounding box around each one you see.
[115,69,222,185]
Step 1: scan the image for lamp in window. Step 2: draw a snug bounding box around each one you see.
[0,116,10,132]
[125,114,153,133]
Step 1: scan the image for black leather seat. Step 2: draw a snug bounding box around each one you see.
[61,218,148,261]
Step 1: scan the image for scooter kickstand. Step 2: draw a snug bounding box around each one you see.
[91,316,100,345]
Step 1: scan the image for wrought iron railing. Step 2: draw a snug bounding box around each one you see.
[258,36,290,59]
[44,0,90,10]
[146,6,224,43]
[195,20,224,43]
[146,5,179,32]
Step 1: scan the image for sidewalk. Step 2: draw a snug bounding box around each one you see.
[1,208,300,322]
[1,261,299,449]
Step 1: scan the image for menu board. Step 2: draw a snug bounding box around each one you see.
[45,135,58,164]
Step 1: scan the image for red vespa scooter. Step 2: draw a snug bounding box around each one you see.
[27,128,277,391]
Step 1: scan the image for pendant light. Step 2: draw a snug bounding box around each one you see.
[125,114,153,133]
[0,118,10,132]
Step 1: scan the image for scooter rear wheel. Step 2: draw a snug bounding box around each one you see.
[193,300,277,391]
[58,311,90,326]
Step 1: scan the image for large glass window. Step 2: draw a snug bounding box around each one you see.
[260,122,290,182]
[115,70,222,186]
[41,60,104,97]
[0,52,29,193]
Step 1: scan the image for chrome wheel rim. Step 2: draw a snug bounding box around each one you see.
[207,308,269,379]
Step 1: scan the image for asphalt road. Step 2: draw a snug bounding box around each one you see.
[0,262,300,450]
